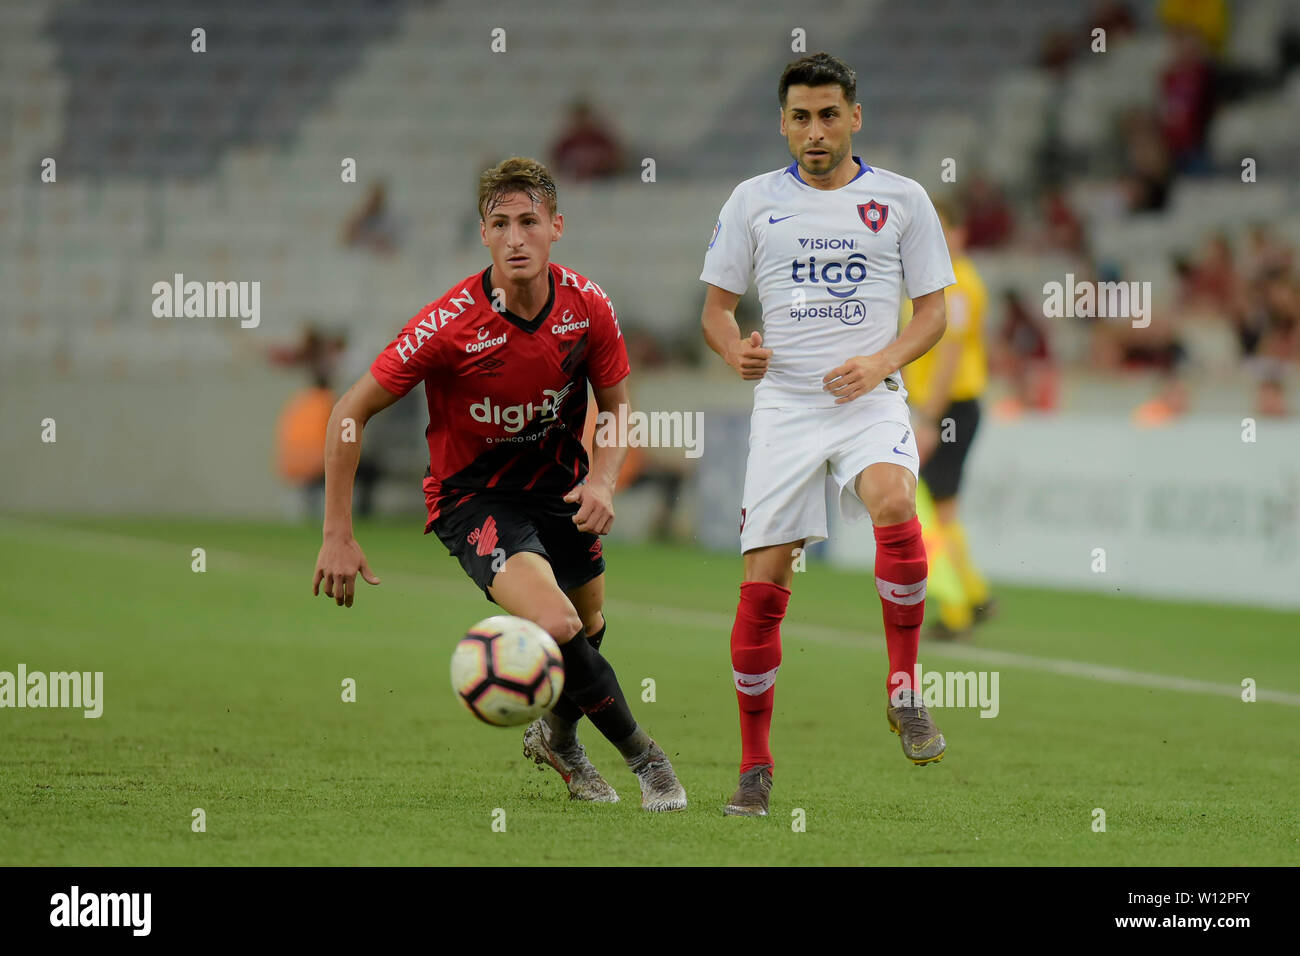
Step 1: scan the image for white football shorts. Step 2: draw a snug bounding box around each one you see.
[738,395,919,553]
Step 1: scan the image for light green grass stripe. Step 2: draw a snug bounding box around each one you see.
[2,514,1297,707]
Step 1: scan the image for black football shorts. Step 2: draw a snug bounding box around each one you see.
[920,398,981,501]
[430,491,606,602]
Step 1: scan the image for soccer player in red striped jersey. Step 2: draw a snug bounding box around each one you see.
[312,157,686,811]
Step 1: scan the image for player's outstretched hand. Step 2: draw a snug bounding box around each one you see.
[313,535,381,608]
[725,331,772,381]
[823,354,890,404]
[564,482,615,535]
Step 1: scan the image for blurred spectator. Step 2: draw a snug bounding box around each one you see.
[1158,28,1216,173]
[268,325,346,387]
[1181,232,1247,321]
[1158,0,1228,56]
[1038,29,1075,77]
[275,384,334,519]
[1092,1,1137,44]
[1254,267,1300,360]
[342,181,402,256]
[963,176,1015,249]
[994,289,1059,414]
[1241,224,1293,283]
[1038,186,1087,257]
[270,326,381,520]
[1255,375,1291,418]
[1091,286,1186,374]
[1133,374,1190,425]
[1121,111,1173,212]
[549,100,624,182]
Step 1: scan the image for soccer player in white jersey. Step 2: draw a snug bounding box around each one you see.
[700,53,956,816]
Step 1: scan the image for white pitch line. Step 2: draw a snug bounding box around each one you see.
[3,516,1298,706]
[611,598,1300,706]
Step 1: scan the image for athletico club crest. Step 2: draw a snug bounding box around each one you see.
[857,200,889,233]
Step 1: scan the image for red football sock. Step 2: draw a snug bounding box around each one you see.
[730,581,789,774]
[873,516,927,705]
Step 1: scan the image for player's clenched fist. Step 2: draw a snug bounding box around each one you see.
[565,481,615,535]
[312,536,381,608]
[726,331,773,381]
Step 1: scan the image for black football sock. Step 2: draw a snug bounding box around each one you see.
[548,623,608,730]
[557,628,641,752]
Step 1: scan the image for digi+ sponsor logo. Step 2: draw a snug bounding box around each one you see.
[471,382,574,435]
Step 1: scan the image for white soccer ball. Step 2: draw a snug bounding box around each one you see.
[450,615,565,727]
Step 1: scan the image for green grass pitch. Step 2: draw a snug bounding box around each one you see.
[1,514,1297,866]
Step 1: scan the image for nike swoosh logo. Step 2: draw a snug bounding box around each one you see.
[893,446,914,457]
[737,680,766,688]
[768,214,798,224]
[891,586,924,598]
[910,738,939,753]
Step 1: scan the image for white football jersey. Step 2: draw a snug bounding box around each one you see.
[700,157,955,408]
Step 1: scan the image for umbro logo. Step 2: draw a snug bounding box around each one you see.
[469,355,506,374]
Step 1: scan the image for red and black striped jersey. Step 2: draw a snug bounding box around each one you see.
[370,262,630,531]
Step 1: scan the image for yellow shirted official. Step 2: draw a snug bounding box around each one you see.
[904,254,988,407]
[901,227,994,637]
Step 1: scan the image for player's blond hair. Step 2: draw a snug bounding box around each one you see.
[477,157,559,220]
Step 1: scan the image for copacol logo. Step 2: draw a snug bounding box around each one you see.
[50,886,151,936]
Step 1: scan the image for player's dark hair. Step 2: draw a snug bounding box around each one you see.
[478,157,559,220]
[778,52,857,107]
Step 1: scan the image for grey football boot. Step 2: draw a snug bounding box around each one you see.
[523,719,620,802]
[723,765,774,817]
[886,688,947,765]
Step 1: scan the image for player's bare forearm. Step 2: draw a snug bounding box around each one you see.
[566,378,630,535]
[322,371,401,541]
[587,437,627,496]
[701,290,742,361]
[313,372,399,605]
[702,284,770,379]
[824,289,947,403]
[589,377,632,491]
[588,384,629,495]
[322,399,363,541]
[878,289,948,378]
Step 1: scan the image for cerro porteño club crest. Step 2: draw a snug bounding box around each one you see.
[857,200,889,233]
